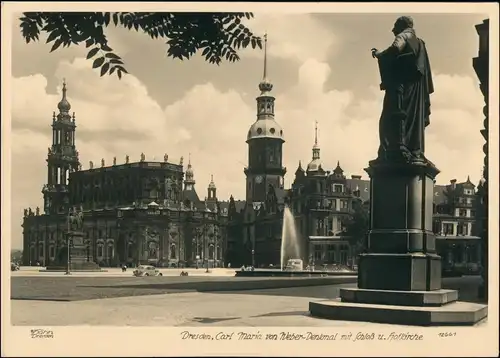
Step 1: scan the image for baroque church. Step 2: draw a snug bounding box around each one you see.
[22,81,227,268]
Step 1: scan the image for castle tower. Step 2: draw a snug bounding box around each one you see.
[244,34,286,203]
[42,80,80,214]
[207,175,217,201]
[183,153,196,191]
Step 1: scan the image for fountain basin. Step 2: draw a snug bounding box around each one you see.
[235,269,358,277]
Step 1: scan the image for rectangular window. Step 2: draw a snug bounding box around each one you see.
[443,223,454,235]
[333,184,343,193]
[314,246,322,261]
[341,200,348,209]
[459,209,467,217]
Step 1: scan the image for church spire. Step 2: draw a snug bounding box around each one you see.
[312,120,320,160]
[255,33,275,121]
[258,33,273,95]
[57,78,71,114]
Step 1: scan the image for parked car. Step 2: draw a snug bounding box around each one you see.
[132,265,163,277]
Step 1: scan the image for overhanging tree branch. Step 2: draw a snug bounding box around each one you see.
[19,12,263,79]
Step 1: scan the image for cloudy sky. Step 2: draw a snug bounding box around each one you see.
[9,12,488,249]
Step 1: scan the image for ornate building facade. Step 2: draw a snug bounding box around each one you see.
[22,83,227,268]
[433,178,482,274]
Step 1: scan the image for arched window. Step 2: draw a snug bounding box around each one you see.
[97,245,104,257]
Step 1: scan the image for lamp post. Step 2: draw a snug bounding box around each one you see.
[251,249,255,268]
[65,208,72,275]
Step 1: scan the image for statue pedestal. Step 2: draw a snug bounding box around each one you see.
[309,159,487,326]
[46,231,101,272]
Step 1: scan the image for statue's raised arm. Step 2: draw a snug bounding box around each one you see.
[371,16,434,163]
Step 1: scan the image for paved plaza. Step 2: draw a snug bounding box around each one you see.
[10,268,486,327]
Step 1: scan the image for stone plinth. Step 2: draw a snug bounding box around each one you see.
[309,158,487,326]
[46,231,101,272]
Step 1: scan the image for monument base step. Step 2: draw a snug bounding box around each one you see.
[340,288,458,307]
[309,299,487,326]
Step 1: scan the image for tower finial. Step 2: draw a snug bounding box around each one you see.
[263,32,268,81]
[58,78,71,113]
[211,174,214,182]
[188,152,191,165]
[314,120,318,146]
[258,33,273,94]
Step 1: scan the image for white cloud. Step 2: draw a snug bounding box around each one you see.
[10,54,484,249]
[242,13,339,63]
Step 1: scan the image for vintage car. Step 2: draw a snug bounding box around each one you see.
[132,265,163,277]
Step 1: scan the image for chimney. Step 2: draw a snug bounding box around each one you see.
[351,175,362,180]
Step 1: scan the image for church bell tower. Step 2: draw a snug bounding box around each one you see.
[244,34,286,203]
[42,80,80,215]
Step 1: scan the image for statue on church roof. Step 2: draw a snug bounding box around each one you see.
[89,161,94,169]
[140,153,145,162]
[101,158,105,167]
[125,155,129,164]
[164,153,168,162]
[180,156,184,166]
[113,156,117,166]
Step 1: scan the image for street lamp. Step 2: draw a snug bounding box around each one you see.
[65,208,72,275]
[251,249,255,268]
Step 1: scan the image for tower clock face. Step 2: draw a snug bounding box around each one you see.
[255,175,263,184]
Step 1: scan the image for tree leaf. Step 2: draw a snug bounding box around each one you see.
[242,37,250,48]
[112,13,119,26]
[92,56,105,69]
[117,69,122,79]
[101,43,113,52]
[227,22,236,32]
[109,58,124,65]
[105,52,121,59]
[116,65,128,74]
[100,62,110,76]
[86,47,100,59]
[202,46,210,56]
[50,39,63,52]
[85,38,94,48]
[110,66,117,75]
[46,30,60,43]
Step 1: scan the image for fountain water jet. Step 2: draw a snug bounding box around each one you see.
[281,206,301,271]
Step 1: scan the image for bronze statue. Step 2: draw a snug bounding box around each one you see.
[140,153,145,162]
[69,206,84,231]
[89,161,94,169]
[164,153,168,162]
[36,207,40,215]
[113,156,117,166]
[125,155,129,164]
[371,16,434,162]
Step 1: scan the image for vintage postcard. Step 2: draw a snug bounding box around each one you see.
[1,2,499,357]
